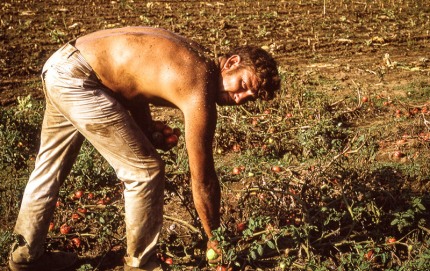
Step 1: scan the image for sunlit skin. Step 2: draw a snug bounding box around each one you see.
[74,27,259,246]
[216,55,260,105]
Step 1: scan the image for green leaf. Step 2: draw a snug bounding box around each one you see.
[257,244,264,256]
[267,240,275,249]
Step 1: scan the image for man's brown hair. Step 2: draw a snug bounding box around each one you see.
[225,46,281,100]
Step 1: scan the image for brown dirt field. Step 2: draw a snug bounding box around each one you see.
[2,0,429,106]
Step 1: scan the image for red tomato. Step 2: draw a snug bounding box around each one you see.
[74,190,84,199]
[387,237,396,244]
[165,134,178,146]
[364,250,374,261]
[49,222,55,231]
[362,96,369,102]
[164,257,173,265]
[232,143,241,152]
[77,207,87,214]
[71,237,81,247]
[71,213,80,221]
[216,265,228,271]
[60,224,71,235]
[87,192,95,200]
[162,126,173,136]
[236,222,246,232]
[97,199,107,205]
[271,165,281,172]
[232,167,241,175]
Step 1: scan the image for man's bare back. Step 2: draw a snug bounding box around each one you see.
[75,27,217,110]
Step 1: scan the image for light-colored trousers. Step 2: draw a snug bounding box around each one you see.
[12,41,165,268]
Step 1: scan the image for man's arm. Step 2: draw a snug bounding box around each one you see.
[183,100,221,239]
[127,96,154,139]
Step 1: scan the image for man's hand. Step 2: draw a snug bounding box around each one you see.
[206,240,222,266]
[150,121,181,151]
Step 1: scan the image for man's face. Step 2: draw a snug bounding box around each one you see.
[217,65,260,106]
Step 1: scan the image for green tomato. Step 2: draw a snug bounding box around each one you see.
[279,262,286,270]
[206,248,218,260]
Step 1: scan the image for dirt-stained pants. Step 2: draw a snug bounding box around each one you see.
[11,41,165,268]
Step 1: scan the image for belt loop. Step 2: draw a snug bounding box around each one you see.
[40,71,47,95]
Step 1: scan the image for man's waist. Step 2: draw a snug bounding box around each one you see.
[42,40,94,79]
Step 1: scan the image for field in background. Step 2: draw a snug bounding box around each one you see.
[1,0,429,270]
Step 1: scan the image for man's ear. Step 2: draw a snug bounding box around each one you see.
[223,55,241,70]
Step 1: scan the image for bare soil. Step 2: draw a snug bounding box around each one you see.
[1,1,429,106]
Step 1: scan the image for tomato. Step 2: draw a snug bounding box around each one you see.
[232,167,241,175]
[216,265,228,271]
[206,248,218,260]
[387,237,396,244]
[364,250,374,261]
[87,192,95,200]
[60,224,71,235]
[71,237,81,247]
[164,257,173,265]
[153,121,166,132]
[77,207,87,214]
[48,222,55,231]
[74,190,84,199]
[362,96,369,102]
[236,222,246,232]
[279,261,287,270]
[162,126,173,136]
[165,134,178,146]
[271,165,281,172]
[285,113,293,118]
[71,213,80,221]
[232,143,241,152]
[56,200,62,208]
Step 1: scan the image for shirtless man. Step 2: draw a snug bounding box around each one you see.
[9,26,280,271]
